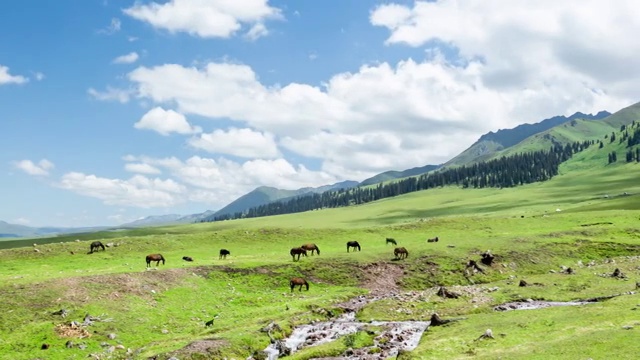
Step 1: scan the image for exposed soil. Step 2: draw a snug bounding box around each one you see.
[358,262,404,295]
[166,338,229,358]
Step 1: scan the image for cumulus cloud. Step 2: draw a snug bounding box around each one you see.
[112,52,140,64]
[120,155,338,208]
[88,86,133,103]
[58,172,186,208]
[124,162,162,174]
[98,17,121,35]
[188,127,279,158]
[123,0,282,39]
[0,65,28,85]
[13,159,55,176]
[134,107,202,136]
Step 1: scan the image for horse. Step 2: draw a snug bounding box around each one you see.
[427,236,439,243]
[386,238,397,245]
[290,277,309,292]
[290,247,307,261]
[346,241,361,252]
[205,319,214,327]
[394,247,409,260]
[182,256,194,262]
[301,243,320,255]
[146,254,165,267]
[219,249,230,260]
[89,241,105,253]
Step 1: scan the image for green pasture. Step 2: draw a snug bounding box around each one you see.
[1,158,640,359]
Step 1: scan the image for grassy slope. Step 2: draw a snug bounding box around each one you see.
[2,144,640,359]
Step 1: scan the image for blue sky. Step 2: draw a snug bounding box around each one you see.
[2,0,638,227]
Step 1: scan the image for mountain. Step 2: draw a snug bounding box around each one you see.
[204,180,358,221]
[359,164,441,186]
[445,110,611,167]
[119,214,185,228]
[0,220,109,239]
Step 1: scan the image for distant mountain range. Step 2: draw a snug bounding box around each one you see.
[6,102,639,237]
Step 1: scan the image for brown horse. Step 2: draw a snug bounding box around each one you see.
[290,277,309,292]
[427,236,439,243]
[89,241,105,253]
[394,247,409,260]
[386,238,397,245]
[347,241,361,252]
[301,243,320,255]
[219,249,230,259]
[146,254,165,267]
[290,247,307,261]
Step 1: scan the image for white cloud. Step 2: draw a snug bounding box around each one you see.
[113,52,140,64]
[134,107,202,136]
[0,65,28,85]
[188,127,279,158]
[33,72,45,81]
[13,159,55,176]
[123,0,282,39]
[124,163,162,174]
[245,23,268,40]
[98,17,121,35]
[12,217,31,225]
[87,86,134,103]
[58,172,186,208]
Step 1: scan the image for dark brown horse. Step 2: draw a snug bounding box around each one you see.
[219,249,230,259]
[89,241,105,253]
[300,243,320,255]
[427,236,439,243]
[347,241,361,252]
[290,277,309,292]
[394,247,409,259]
[386,238,397,245]
[146,254,165,267]
[290,247,307,261]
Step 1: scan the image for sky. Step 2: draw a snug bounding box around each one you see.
[2,0,640,228]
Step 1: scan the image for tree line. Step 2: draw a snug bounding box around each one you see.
[206,140,594,222]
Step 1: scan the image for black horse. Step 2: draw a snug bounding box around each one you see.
[386,238,397,245]
[182,256,194,262]
[347,241,361,252]
[394,247,409,260]
[219,249,230,259]
[290,247,308,261]
[290,277,309,292]
[146,254,165,267]
[89,241,105,253]
[301,243,320,255]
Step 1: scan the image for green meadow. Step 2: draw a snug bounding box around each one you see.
[1,156,640,359]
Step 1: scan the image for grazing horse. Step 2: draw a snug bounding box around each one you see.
[346,241,361,252]
[394,247,409,259]
[219,249,230,260]
[290,277,309,292]
[300,243,320,255]
[182,256,194,262]
[386,238,397,245]
[89,241,105,253]
[290,247,307,261]
[146,254,165,267]
[427,236,439,243]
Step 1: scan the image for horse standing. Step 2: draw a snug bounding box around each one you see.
[300,243,320,255]
[427,236,439,243]
[89,241,105,253]
[290,247,307,261]
[386,238,397,245]
[346,241,361,252]
[219,249,230,259]
[146,254,165,267]
[289,277,309,292]
[394,247,409,260]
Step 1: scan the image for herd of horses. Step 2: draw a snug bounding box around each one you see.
[87,234,439,293]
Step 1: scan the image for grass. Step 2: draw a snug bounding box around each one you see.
[1,154,640,359]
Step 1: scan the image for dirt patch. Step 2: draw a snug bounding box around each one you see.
[54,323,91,338]
[359,262,404,295]
[167,338,229,358]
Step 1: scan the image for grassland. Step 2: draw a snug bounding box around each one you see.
[1,156,640,359]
